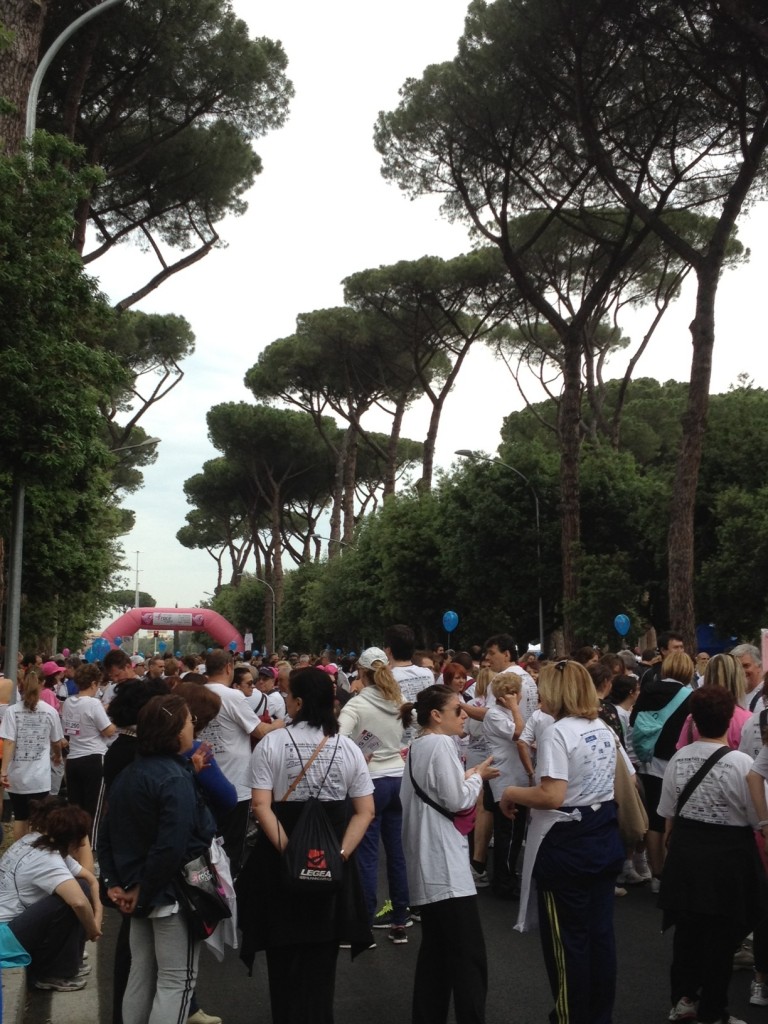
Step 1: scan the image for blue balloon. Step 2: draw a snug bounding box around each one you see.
[613,614,630,637]
[84,647,98,663]
[91,637,110,659]
[442,610,459,634]
[228,640,237,652]
[157,640,167,653]
[114,636,123,646]
[175,651,182,658]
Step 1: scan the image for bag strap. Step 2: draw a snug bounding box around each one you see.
[675,745,730,818]
[280,734,329,802]
[654,684,691,728]
[407,750,454,821]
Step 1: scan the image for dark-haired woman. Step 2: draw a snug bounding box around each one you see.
[244,667,375,1024]
[0,799,100,991]
[400,684,498,1024]
[97,695,216,1024]
[659,686,764,1024]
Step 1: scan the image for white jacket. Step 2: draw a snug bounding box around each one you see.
[338,686,406,777]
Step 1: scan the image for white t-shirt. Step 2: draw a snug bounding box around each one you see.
[0,703,63,793]
[520,708,555,748]
[536,716,616,806]
[199,683,260,801]
[391,665,434,705]
[400,732,482,906]
[483,704,528,799]
[250,722,373,801]
[61,695,111,758]
[0,833,81,922]
[739,708,765,760]
[658,741,756,826]
[504,665,539,722]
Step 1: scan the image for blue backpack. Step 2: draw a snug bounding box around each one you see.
[632,686,691,763]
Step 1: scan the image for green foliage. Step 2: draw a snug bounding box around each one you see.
[208,576,268,643]
[107,591,157,613]
[40,0,294,258]
[0,136,126,480]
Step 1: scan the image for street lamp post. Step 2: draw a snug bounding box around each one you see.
[3,0,128,697]
[456,449,545,654]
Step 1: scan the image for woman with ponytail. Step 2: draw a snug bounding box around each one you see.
[338,647,412,942]
[0,672,65,839]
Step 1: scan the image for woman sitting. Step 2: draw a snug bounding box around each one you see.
[0,798,101,992]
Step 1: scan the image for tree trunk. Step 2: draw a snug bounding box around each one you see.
[558,335,583,654]
[419,397,443,492]
[328,428,349,557]
[0,0,47,155]
[384,398,406,498]
[666,265,718,652]
[342,431,358,546]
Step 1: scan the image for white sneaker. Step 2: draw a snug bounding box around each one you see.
[617,867,646,885]
[650,877,661,893]
[751,979,768,1006]
[614,885,627,897]
[633,858,652,881]
[668,996,697,1021]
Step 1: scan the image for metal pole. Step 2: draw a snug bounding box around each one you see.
[25,0,128,141]
[132,551,140,655]
[3,482,24,703]
[456,450,545,654]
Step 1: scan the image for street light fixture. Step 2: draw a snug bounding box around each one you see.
[455,449,545,653]
[112,436,162,455]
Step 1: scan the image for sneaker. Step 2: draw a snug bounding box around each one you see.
[388,926,408,945]
[750,980,768,1006]
[471,864,490,888]
[617,866,646,885]
[188,1013,223,1024]
[668,996,698,1021]
[75,963,92,978]
[372,900,413,929]
[650,877,661,894]
[34,976,88,992]
[734,944,756,969]
[614,885,627,897]
[409,908,421,923]
[632,857,652,881]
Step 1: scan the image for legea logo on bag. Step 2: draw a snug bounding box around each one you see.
[300,848,333,881]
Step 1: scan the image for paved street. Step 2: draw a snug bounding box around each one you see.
[23,879,761,1024]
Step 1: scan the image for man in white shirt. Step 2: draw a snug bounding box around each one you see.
[199,650,283,872]
[385,624,434,705]
[730,643,764,711]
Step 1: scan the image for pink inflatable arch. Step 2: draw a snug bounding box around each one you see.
[102,607,244,652]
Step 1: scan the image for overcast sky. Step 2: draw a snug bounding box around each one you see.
[92,0,768,623]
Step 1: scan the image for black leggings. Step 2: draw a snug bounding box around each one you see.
[413,896,487,1024]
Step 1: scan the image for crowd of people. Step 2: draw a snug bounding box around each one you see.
[0,628,766,1024]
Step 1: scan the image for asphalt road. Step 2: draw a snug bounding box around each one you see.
[24,879,760,1024]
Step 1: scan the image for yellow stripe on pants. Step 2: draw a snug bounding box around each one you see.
[543,889,569,1023]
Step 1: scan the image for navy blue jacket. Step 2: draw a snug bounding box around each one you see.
[97,753,216,914]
